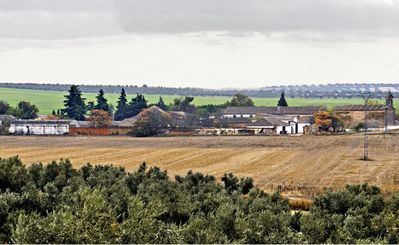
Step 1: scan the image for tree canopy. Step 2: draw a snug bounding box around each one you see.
[62,85,86,120]
[171,96,195,113]
[95,89,111,114]
[0,155,398,244]
[131,107,171,137]
[0,101,9,115]
[277,92,288,107]
[87,109,112,128]
[226,93,254,107]
[5,101,39,119]
[115,88,128,121]
[156,96,168,111]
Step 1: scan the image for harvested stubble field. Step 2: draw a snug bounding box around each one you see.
[1,134,399,198]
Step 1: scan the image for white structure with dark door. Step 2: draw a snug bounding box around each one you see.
[247,115,311,135]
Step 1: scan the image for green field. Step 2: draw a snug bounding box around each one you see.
[0,87,386,115]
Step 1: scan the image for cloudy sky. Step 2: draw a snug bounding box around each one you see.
[1,0,399,88]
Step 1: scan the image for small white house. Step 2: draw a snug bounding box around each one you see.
[9,120,70,135]
[289,116,311,134]
[247,116,311,135]
[247,117,291,135]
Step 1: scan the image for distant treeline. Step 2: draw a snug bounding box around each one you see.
[0,82,398,98]
[0,82,276,97]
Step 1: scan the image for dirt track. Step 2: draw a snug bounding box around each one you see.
[1,135,399,197]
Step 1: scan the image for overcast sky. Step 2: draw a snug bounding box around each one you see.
[1,0,399,88]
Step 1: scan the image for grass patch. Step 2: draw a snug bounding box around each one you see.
[0,87,387,115]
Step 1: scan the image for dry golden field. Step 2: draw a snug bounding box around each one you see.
[1,134,399,198]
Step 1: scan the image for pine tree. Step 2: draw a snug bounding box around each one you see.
[52,110,56,115]
[115,89,128,121]
[87,102,95,111]
[62,85,87,120]
[125,94,147,118]
[156,96,168,111]
[277,92,288,107]
[94,89,110,114]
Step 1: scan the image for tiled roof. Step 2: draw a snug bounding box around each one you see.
[217,117,252,124]
[248,117,290,127]
[248,118,274,127]
[0,115,15,121]
[221,106,323,115]
[11,120,71,125]
[264,117,290,126]
[334,104,387,111]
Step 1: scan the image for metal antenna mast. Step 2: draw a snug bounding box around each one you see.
[362,92,370,160]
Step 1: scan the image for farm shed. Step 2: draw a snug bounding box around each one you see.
[9,120,70,135]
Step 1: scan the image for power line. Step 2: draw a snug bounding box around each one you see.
[362,92,370,161]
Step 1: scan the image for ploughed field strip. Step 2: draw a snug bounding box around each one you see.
[1,135,399,197]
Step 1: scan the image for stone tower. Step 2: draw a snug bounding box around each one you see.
[386,91,394,108]
[385,91,396,125]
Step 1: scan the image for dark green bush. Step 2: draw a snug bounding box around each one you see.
[0,156,396,244]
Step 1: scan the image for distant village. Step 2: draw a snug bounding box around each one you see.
[0,85,398,137]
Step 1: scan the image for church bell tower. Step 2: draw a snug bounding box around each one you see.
[385,91,394,108]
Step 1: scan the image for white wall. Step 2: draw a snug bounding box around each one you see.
[9,123,69,135]
[276,125,292,134]
[297,123,310,134]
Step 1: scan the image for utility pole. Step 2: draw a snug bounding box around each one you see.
[362,92,370,161]
[384,106,388,133]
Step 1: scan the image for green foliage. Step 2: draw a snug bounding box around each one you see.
[171,96,195,113]
[125,94,147,118]
[196,104,226,118]
[62,85,87,120]
[156,96,169,111]
[115,88,128,120]
[1,87,382,115]
[0,156,397,244]
[278,91,288,107]
[131,107,171,137]
[226,93,254,107]
[0,156,30,193]
[0,101,10,114]
[6,101,39,119]
[94,89,111,114]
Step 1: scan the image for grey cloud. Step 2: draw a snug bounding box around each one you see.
[1,0,399,39]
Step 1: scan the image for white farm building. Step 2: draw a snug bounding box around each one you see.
[9,120,70,135]
[247,116,311,135]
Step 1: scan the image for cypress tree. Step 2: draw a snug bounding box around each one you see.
[277,92,288,107]
[52,110,56,115]
[62,85,87,120]
[94,89,110,114]
[115,88,128,120]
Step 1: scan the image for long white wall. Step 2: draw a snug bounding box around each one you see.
[9,124,69,135]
